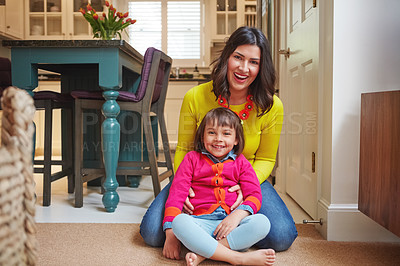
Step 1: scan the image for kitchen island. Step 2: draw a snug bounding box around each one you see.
[2,40,144,212]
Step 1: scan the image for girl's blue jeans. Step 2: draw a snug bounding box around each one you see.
[140,180,298,252]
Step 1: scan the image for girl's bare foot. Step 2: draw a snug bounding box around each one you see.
[239,249,276,266]
[185,252,206,266]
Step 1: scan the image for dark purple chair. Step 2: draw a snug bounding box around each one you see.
[71,47,174,207]
[0,57,74,206]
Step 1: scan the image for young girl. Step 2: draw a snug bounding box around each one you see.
[163,107,276,266]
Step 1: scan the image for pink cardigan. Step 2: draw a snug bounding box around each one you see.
[163,151,262,227]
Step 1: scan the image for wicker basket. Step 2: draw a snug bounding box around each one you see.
[0,86,37,265]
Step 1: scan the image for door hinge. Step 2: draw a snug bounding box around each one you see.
[312,152,316,173]
[313,0,317,8]
[303,218,323,225]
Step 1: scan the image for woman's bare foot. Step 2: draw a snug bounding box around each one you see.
[239,249,276,266]
[185,252,206,266]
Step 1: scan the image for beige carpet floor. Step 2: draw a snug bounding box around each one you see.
[36,223,400,266]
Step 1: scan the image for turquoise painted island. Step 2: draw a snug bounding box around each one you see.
[2,40,145,212]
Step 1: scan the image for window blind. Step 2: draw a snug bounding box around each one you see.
[167,1,200,59]
[128,2,162,56]
[128,1,201,60]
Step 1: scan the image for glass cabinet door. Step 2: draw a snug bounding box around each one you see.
[216,0,237,36]
[27,0,105,39]
[29,0,62,37]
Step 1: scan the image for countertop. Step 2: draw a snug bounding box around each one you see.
[1,40,143,62]
[2,40,211,83]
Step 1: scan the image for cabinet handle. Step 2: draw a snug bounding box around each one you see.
[7,26,10,29]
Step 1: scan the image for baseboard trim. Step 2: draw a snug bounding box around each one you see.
[318,199,400,242]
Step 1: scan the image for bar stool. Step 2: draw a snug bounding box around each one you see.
[0,57,74,206]
[33,91,74,206]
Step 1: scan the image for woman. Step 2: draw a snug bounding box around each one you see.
[140,26,298,252]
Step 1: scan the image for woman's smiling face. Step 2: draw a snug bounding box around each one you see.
[227,44,261,95]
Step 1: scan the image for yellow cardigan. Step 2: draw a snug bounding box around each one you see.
[174,81,284,184]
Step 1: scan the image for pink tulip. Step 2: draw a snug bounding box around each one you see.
[123,12,129,18]
[131,19,137,24]
[87,4,92,11]
[79,8,85,15]
[105,1,110,7]
[93,13,99,20]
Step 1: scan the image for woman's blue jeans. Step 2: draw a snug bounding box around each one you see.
[139,180,298,252]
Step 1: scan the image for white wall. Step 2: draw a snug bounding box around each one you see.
[319,0,400,241]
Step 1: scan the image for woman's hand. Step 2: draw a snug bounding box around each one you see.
[213,209,249,240]
[183,187,195,214]
[228,184,243,211]
[163,229,181,260]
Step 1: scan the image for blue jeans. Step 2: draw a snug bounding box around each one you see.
[140,181,298,252]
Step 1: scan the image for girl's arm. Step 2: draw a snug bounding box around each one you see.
[213,209,250,240]
[163,153,194,229]
[214,157,262,239]
[163,153,195,260]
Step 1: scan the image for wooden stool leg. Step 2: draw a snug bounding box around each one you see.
[66,107,74,193]
[74,100,83,207]
[143,114,161,196]
[43,100,53,206]
[159,113,174,181]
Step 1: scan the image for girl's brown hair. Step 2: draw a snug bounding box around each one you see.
[194,107,244,155]
[211,26,276,116]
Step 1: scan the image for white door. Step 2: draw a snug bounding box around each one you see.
[279,0,319,218]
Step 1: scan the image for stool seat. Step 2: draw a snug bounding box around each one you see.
[34,91,73,102]
[71,89,160,103]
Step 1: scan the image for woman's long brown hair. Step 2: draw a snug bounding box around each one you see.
[211,26,276,116]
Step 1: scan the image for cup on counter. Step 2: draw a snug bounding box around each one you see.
[50,6,60,12]
[31,25,44,35]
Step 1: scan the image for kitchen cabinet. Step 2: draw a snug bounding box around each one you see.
[0,0,24,39]
[244,0,257,27]
[210,0,257,41]
[212,0,241,40]
[25,0,104,40]
[163,80,198,150]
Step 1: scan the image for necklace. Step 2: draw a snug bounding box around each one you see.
[217,94,254,120]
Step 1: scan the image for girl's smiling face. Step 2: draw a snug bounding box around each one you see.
[203,120,238,160]
[227,44,261,95]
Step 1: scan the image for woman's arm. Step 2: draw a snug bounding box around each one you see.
[252,96,284,184]
[174,89,198,172]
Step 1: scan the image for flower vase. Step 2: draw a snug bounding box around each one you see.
[102,30,118,40]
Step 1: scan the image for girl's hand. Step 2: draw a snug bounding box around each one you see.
[213,209,249,240]
[163,229,181,260]
[183,187,195,214]
[228,184,243,210]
